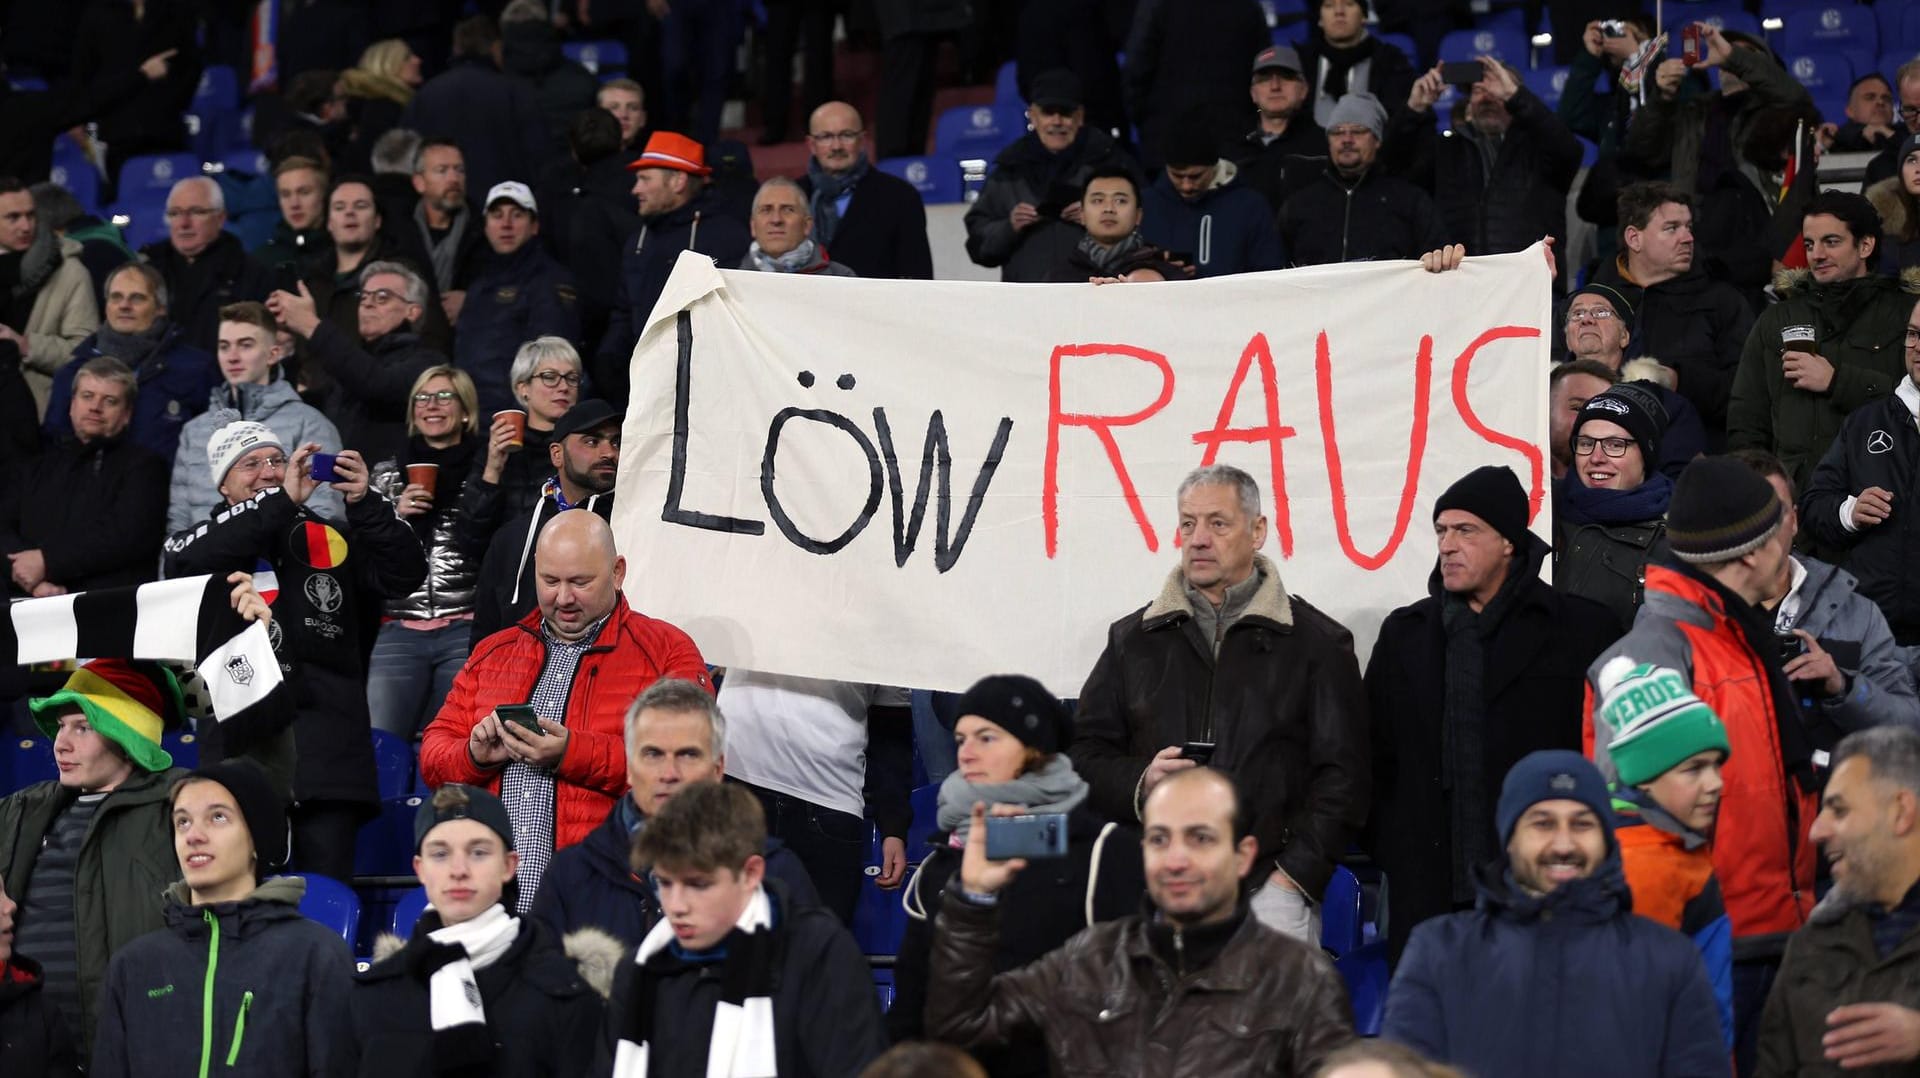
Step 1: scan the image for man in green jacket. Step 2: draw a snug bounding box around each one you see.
[0,659,186,1057]
[1758,725,1920,1074]
[1728,190,1920,495]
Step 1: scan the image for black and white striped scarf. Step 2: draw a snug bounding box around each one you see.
[2,575,289,751]
[613,886,778,1078]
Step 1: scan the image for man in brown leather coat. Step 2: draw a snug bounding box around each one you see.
[925,767,1354,1076]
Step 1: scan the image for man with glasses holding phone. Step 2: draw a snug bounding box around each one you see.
[454,182,581,416]
[164,419,427,882]
[796,101,932,280]
[138,177,273,353]
[268,259,445,467]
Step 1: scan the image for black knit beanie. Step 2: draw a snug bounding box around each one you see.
[1432,465,1531,551]
[1667,456,1784,563]
[1573,382,1668,470]
[175,759,290,878]
[956,675,1072,755]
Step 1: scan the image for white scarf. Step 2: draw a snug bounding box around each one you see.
[612,886,778,1078]
[424,903,521,1032]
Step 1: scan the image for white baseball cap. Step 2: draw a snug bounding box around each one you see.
[485,181,537,215]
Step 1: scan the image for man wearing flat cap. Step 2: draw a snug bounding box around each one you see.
[1366,465,1618,962]
[593,132,749,405]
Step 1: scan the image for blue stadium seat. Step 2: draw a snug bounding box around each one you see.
[184,113,232,160]
[1534,65,1571,108]
[876,155,963,205]
[1877,2,1912,51]
[871,965,896,1012]
[116,153,200,199]
[1377,31,1421,66]
[1781,4,1878,76]
[370,729,415,802]
[354,795,424,877]
[1883,49,1920,80]
[1438,27,1534,68]
[1783,50,1855,96]
[162,729,199,770]
[1335,942,1390,1036]
[994,60,1021,106]
[219,146,270,178]
[116,195,171,250]
[1320,865,1363,957]
[1577,134,1599,169]
[49,141,101,216]
[851,823,908,956]
[1473,7,1528,34]
[932,103,1026,158]
[390,885,430,937]
[563,40,628,75]
[290,872,362,944]
[1898,7,1920,51]
[194,65,241,116]
[1264,0,1309,25]
[3,737,55,797]
[8,76,48,91]
[906,784,938,859]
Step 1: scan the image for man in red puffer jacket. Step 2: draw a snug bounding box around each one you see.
[420,510,710,912]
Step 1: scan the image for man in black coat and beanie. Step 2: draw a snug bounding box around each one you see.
[1364,465,1620,964]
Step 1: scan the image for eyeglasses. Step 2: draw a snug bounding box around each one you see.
[357,288,406,306]
[526,370,581,388]
[1574,436,1634,458]
[1566,307,1619,323]
[1907,328,1920,344]
[808,129,863,143]
[232,454,289,476]
[1901,106,1920,122]
[413,390,459,404]
[165,207,218,220]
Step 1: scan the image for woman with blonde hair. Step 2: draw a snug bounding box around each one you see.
[366,365,489,740]
[341,40,423,169]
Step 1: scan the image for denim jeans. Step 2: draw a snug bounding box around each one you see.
[366,621,471,740]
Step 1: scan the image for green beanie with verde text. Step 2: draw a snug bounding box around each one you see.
[1595,656,1731,786]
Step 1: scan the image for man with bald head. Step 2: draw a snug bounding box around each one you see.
[138,177,272,352]
[797,102,933,279]
[422,507,711,910]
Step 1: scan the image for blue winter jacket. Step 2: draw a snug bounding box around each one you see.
[1383,853,1727,1078]
[527,794,821,949]
[43,324,219,463]
[1138,163,1285,278]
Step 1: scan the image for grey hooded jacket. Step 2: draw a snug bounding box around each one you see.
[168,379,345,533]
[1777,555,1920,745]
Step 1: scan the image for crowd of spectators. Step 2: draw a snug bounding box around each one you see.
[6,0,1920,1074]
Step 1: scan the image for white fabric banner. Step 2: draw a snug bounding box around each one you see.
[613,247,1553,694]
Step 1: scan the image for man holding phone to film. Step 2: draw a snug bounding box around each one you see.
[162,419,428,881]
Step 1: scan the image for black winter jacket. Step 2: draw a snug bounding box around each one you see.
[0,432,168,594]
[92,878,357,1078]
[1279,165,1446,267]
[1121,0,1269,162]
[593,193,750,403]
[501,20,600,160]
[1364,538,1621,960]
[1070,555,1369,899]
[457,424,558,549]
[1591,259,1755,439]
[529,797,821,949]
[1387,86,1584,268]
[306,320,446,468]
[1139,167,1285,277]
[0,955,81,1078]
[1801,389,1920,644]
[797,168,935,280]
[889,807,1146,1077]
[399,58,551,200]
[453,243,582,417]
[592,881,888,1078]
[964,129,1137,283]
[138,232,274,354]
[353,912,609,1078]
[163,487,428,803]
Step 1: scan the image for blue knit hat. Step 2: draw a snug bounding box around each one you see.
[1496,750,1614,845]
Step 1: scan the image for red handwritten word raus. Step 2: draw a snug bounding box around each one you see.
[1040,328,1544,570]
